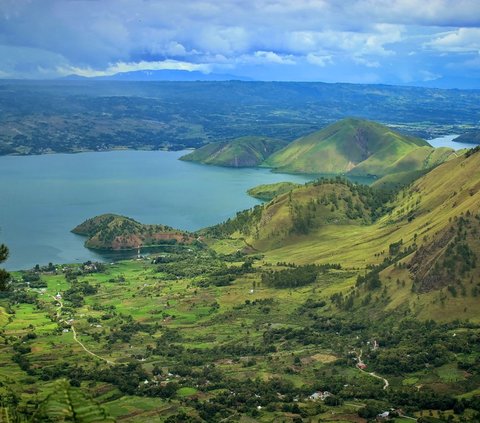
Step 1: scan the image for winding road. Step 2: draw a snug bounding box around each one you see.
[355,349,389,390]
[52,295,114,365]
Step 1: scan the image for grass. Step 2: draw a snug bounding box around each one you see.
[436,364,465,383]
[2,255,480,421]
[180,136,288,167]
[2,151,480,421]
[265,118,432,175]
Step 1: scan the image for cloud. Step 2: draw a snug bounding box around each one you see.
[0,0,479,83]
[57,59,212,77]
[252,51,295,65]
[426,28,480,52]
[306,53,333,67]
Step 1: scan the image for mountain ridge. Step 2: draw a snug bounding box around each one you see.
[180,136,289,167]
[264,117,448,176]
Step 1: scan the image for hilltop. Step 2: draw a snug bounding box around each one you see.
[264,118,458,176]
[246,181,301,201]
[72,213,197,250]
[180,136,289,167]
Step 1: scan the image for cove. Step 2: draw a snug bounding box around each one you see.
[1,150,317,270]
[1,132,470,271]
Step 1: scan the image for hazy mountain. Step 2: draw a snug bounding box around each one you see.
[62,69,253,81]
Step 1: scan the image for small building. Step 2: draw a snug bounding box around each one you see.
[309,391,332,401]
[358,363,367,370]
[377,411,389,420]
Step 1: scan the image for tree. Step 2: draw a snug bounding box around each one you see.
[0,244,10,291]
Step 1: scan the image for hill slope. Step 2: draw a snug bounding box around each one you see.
[454,130,480,144]
[264,118,456,176]
[209,147,480,320]
[72,214,197,250]
[247,182,301,201]
[180,136,289,167]
[207,178,391,250]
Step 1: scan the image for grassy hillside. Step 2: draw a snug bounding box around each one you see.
[371,169,429,191]
[72,213,197,250]
[207,178,391,250]
[180,136,288,167]
[2,148,480,421]
[264,118,456,176]
[209,147,480,321]
[247,181,301,201]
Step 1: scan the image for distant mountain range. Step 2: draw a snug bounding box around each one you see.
[404,76,480,90]
[62,69,253,82]
[60,70,480,88]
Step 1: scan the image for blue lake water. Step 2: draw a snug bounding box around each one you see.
[1,134,476,270]
[0,150,317,270]
[426,134,473,150]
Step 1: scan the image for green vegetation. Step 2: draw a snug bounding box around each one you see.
[1,137,480,421]
[265,118,458,176]
[180,136,288,167]
[0,244,9,291]
[72,213,198,250]
[207,177,392,250]
[1,81,479,155]
[247,181,301,201]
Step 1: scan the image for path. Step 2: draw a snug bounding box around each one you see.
[52,295,114,365]
[71,325,115,365]
[355,349,389,390]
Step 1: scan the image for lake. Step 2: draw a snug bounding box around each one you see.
[1,134,475,270]
[1,150,318,270]
[426,134,473,150]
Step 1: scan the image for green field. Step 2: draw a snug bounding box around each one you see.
[1,148,480,422]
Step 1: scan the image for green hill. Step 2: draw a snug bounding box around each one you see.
[3,149,480,422]
[247,181,301,201]
[72,213,197,250]
[208,147,480,320]
[454,130,480,144]
[264,118,457,176]
[207,178,391,250]
[179,136,288,167]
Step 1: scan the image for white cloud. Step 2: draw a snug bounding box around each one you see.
[306,53,332,67]
[252,51,296,65]
[352,56,380,68]
[57,60,212,77]
[426,28,480,52]
[419,70,441,81]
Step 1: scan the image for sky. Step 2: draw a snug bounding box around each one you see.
[1,0,480,86]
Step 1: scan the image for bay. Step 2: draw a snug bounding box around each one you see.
[0,150,316,270]
[1,132,474,271]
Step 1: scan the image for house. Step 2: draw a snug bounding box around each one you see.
[377,411,389,420]
[309,391,332,401]
[358,363,367,370]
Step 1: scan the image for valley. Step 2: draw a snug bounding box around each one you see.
[1,146,480,422]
